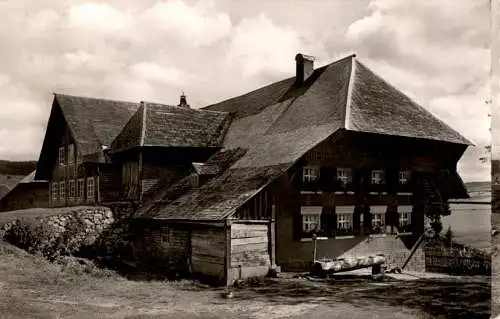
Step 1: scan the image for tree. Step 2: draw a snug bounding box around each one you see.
[444,226,453,247]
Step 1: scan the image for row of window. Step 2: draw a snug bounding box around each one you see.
[303,167,411,185]
[301,205,412,235]
[51,177,95,203]
[58,144,81,166]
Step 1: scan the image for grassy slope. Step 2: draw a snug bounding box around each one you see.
[0,238,491,319]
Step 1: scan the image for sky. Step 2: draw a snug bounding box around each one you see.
[0,0,491,182]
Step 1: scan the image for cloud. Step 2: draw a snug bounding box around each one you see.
[227,13,329,79]
[0,0,490,182]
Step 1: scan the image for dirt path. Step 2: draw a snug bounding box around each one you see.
[0,241,491,318]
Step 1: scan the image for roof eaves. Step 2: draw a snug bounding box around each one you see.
[344,55,357,130]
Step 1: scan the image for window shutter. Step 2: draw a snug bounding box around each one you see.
[293,210,303,241]
[320,206,335,237]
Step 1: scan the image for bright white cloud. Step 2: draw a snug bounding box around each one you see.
[137,0,231,47]
[227,13,329,79]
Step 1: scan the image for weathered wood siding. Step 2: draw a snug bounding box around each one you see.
[267,131,460,271]
[99,166,122,202]
[132,224,190,265]
[228,223,271,283]
[190,226,226,281]
[141,161,189,198]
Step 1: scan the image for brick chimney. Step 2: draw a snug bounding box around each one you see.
[178,91,190,108]
[295,53,315,85]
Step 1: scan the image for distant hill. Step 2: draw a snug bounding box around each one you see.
[0,160,37,176]
[0,160,38,200]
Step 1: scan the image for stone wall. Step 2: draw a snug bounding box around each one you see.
[1,205,134,260]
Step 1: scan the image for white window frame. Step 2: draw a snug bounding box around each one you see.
[69,180,76,201]
[68,144,75,164]
[336,206,355,232]
[77,178,85,200]
[51,182,58,204]
[398,206,412,226]
[337,168,353,185]
[59,181,65,201]
[371,170,385,185]
[399,170,411,185]
[58,146,65,166]
[300,206,322,233]
[370,206,387,229]
[87,177,95,202]
[303,166,320,182]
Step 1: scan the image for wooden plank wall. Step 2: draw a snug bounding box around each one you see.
[190,227,226,280]
[230,223,270,269]
[133,225,190,265]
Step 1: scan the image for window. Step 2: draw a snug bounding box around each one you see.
[77,178,85,200]
[371,170,385,185]
[87,177,95,202]
[58,146,65,166]
[337,214,353,231]
[399,171,411,185]
[51,182,58,203]
[68,144,75,164]
[336,206,355,232]
[301,206,322,233]
[303,215,321,232]
[370,206,387,231]
[303,166,320,182]
[337,168,353,185]
[398,206,412,227]
[69,180,76,200]
[59,181,65,201]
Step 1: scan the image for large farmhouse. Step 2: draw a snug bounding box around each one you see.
[18,53,472,284]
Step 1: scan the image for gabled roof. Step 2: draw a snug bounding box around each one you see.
[54,93,140,155]
[205,54,471,146]
[110,102,231,152]
[145,54,471,220]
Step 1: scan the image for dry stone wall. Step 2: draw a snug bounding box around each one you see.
[1,205,134,260]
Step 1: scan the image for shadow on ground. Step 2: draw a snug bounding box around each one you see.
[228,275,491,319]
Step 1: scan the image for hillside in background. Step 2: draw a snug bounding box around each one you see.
[0,160,37,176]
[0,160,38,199]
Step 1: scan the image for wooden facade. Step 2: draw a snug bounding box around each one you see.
[227,132,462,272]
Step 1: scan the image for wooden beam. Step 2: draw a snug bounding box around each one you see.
[224,220,231,287]
[269,204,276,267]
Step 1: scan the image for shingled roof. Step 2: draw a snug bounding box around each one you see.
[145,54,471,221]
[54,93,140,155]
[110,101,231,152]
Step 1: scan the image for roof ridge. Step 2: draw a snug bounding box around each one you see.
[344,55,357,130]
[202,53,357,111]
[145,101,230,115]
[53,92,139,105]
